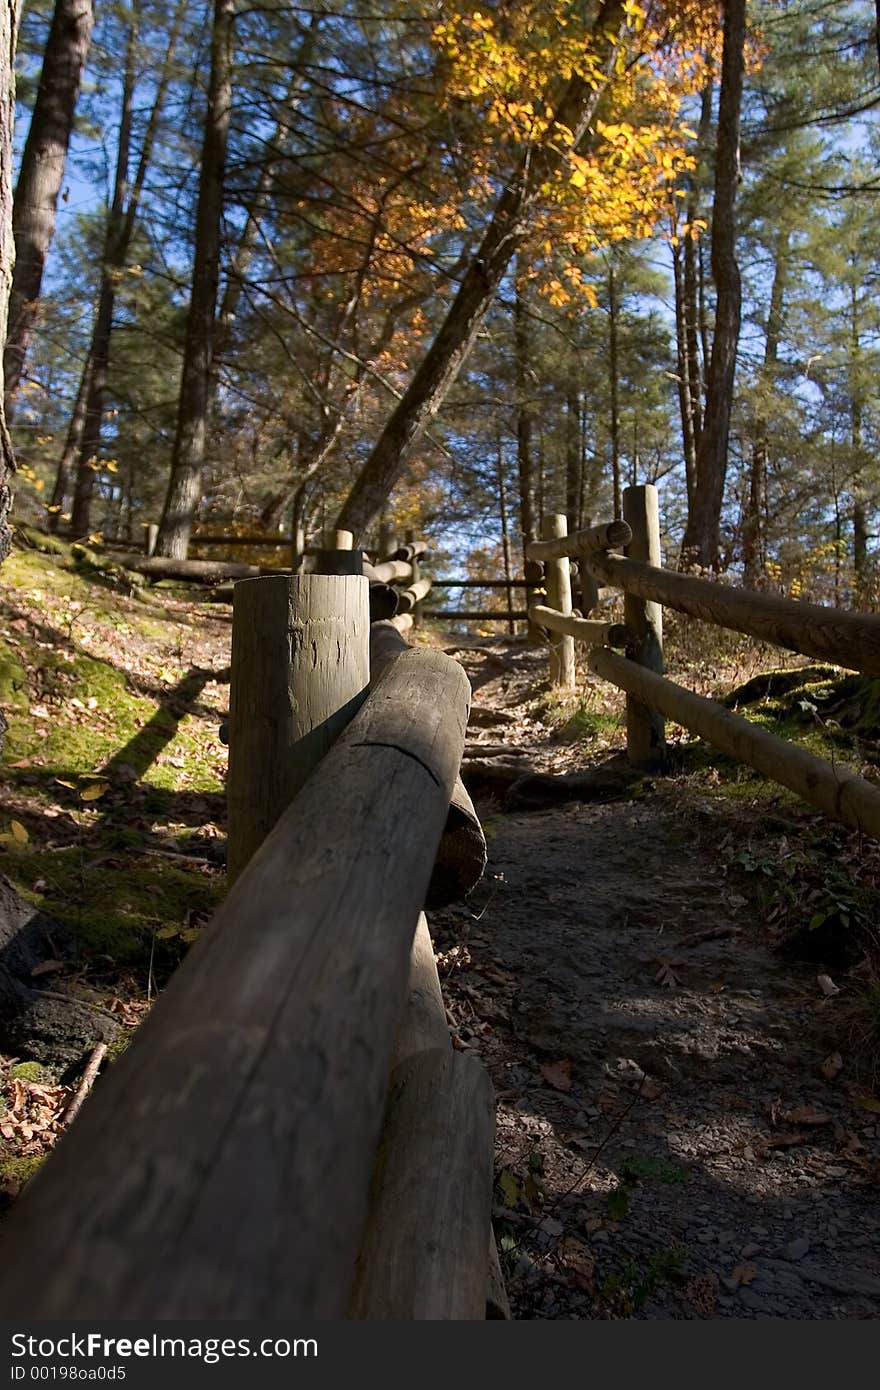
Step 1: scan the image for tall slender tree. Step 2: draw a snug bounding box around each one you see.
[681,0,746,570]
[3,0,93,420]
[155,0,234,558]
[67,0,190,536]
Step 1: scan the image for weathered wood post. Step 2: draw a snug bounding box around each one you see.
[290,523,306,574]
[523,558,544,644]
[578,554,600,615]
[405,527,422,627]
[314,529,363,578]
[622,483,665,768]
[226,573,370,880]
[543,514,576,691]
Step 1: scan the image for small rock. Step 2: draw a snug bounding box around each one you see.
[784,1236,810,1261]
[740,1243,761,1258]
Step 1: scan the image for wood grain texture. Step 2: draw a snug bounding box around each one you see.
[396,576,433,614]
[529,605,627,648]
[349,1048,496,1319]
[364,558,413,585]
[227,574,369,880]
[0,648,470,1319]
[589,647,880,842]
[370,621,486,908]
[541,515,576,691]
[391,911,450,1070]
[526,518,631,562]
[588,549,880,677]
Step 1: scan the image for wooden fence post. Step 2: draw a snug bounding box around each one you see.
[226,573,370,880]
[622,483,665,768]
[405,528,423,627]
[543,514,576,691]
[290,524,306,573]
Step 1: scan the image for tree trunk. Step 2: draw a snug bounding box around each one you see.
[497,436,515,635]
[156,0,234,559]
[672,240,697,507]
[680,0,745,571]
[565,387,581,535]
[742,226,787,586]
[47,348,89,530]
[334,0,627,540]
[214,18,319,371]
[0,0,17,764]
[70,20,137,537]
[849,279,868,596]
[69,0,188,536]
[3,0,93,420]
[608,264,622,519]
[514,265,537,568]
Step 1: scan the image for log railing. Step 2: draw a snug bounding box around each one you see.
[0,555,505,1320]
[524,483,880,842]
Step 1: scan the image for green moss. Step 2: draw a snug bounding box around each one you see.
[0,642,28,710]
[9,1062,48,1083]
[2,846,224,961]
[3,652,154,770]
[537,690,621,744]
[0,1153,45,1186]
[17,527,74,560]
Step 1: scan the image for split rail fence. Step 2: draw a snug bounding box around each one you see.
[0,535,509,1321]
[525,482,880,843]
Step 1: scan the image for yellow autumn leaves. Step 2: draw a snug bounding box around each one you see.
[433,0,725,297]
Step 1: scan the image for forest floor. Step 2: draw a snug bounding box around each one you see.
[2,534,880,1319]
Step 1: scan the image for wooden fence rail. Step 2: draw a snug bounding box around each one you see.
[587,548,880,677]
[522,482,880,842]
[0,562,501,1319]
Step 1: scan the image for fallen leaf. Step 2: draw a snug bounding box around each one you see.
[560,1238,596,1292]
[541,1059,572,1092]
[0,820,29,847]
[821,1052,844,1081]
[31,960,64,977]
[79,782,109,802]
[655,959,680,988]
[763,1131,809,1149]
[497,1169,520,1207]
[781,1105,833,1127]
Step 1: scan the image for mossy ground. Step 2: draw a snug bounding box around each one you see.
[1,539,230,977]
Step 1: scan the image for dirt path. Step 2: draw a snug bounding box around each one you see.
[433,638,880,1320]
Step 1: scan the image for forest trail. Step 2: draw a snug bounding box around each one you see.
[437,638,880,1320]
[2,542,880,1318]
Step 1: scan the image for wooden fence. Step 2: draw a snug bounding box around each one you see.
[0,535,508,1320]
[524,483,880,842]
